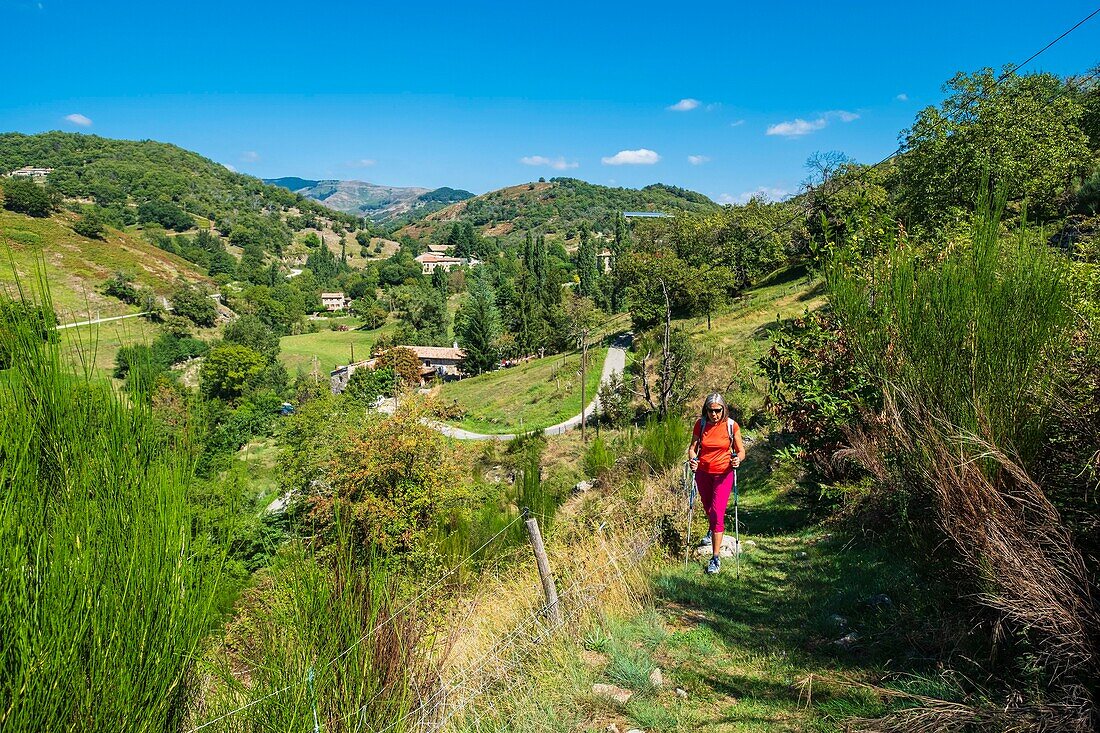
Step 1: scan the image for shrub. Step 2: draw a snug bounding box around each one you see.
[72,210,105,239]
[583,435,615,477]
[758,310,878,478]
[103,271,140,304]
[638,415,690,473]
[1,176,52,216]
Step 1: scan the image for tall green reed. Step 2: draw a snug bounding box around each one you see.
[829,200,1070,466]
[0,274,224,732]
[639,415,690,473]
[198,531,425,733]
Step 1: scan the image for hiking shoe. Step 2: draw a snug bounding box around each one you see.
[702,530,712,546]
[705,556,721,575]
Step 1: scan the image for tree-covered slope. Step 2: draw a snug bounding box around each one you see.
[0,132,360,243]
[396,178,718,243]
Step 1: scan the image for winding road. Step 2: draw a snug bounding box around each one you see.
[433,333,630,441]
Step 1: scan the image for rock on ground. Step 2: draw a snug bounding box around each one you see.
[592,683,633,704]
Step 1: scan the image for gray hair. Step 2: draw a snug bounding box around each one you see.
[699,392,728,423]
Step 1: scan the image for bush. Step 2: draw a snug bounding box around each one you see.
[72,210,105,239]
[200,343,266,401]
[638,415,690,473]
[103,271,139,304]
[169,282,217,327]
[0,308,224,731]
[583,435,615,477]
[0,176,52,217]
[758,310,878,478]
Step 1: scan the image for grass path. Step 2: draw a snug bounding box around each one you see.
[456,268,950,731]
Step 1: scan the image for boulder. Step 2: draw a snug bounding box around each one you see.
[592,683,633,704]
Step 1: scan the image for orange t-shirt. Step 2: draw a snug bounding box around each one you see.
[692,418,739,474]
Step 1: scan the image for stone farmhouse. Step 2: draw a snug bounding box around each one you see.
[414,253,477,275]
[320,292,349,311]
[329,345,466,394]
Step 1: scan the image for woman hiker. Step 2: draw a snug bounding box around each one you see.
[687,393,746,575]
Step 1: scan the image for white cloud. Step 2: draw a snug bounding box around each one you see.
[601,148,661,166]
[730,119,745,127]
[687,155,710,165]
[667,98,700,112]
[766,110,858,137]
[520,155,579,170]
[719,187,791,205]
[64,113,92,127]
[896,93,909,102]
[766,118,826,137]
[241,151,260,162]
[348,158,376,168]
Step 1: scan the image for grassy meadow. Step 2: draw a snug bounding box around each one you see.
[438,346,607,434]
[278,321,397,374]
[0,208,210,322]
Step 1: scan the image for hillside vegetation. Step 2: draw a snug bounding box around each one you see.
[397,178,717,244]
[0,205,209,321]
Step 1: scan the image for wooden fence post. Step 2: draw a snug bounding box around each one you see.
[525,516,563,626]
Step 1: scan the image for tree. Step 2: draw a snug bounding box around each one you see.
[1,177,52,217]
[344,366,397,404]
[73,210,105,239]
[223,315,280,361]
[374,346,423,388]
[170,282,217,327]
[575,222,599,299]
[897,68,1092,224]
[455,277,501,375]
[200,343,266,401]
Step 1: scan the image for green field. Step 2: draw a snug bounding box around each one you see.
[438,347,607,434]
[278,323,395,374]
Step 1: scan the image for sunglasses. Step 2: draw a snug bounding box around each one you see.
[707,407,723,414]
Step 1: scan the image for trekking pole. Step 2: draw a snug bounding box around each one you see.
[683,461,696,563]
[733,467,740,579]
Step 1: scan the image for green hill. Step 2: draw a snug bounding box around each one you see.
[0,132,362,254]
[0,206,210,323]
[396,177,718,244]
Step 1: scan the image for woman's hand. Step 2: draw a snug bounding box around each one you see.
[689,457,699,471]
[730,452,741,468]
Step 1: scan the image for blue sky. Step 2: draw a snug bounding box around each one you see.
[3,1,1099,202]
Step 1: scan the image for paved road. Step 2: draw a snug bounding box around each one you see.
[433,333,630,441]
[55,311,154,330]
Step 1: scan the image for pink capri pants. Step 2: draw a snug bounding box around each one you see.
[695,469,735,533]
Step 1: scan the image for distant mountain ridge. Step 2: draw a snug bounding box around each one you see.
[266,178,474,221]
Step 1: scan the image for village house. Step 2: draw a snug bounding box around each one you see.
[320,292,349,311]
[329,344,466,394]
[426,243,453,254]
[414,252,470,275]
[6,166,53,181]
